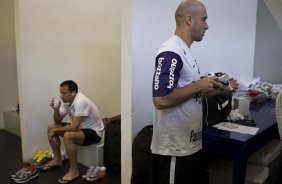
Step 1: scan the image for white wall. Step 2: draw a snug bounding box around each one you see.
[264,0,282,31]
[131,0,178,138]
[130,0,257,139]
[0,0,18,129]
[122,1,258,183]
[193,0,257,81]
[254,0,282,84]
[14,0,121,160]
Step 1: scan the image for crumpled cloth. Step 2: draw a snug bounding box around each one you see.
[226,109,244,121]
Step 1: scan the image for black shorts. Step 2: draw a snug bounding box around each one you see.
[80,128,101,146]
[60,122,101,146]
[151,150,205,184]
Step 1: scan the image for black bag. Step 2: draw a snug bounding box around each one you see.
[104,118,121,174]
[203,94,232,127]
[131,125,153,184]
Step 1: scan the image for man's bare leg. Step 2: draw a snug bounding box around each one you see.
[59,131,84,181]
[44,124,63,168]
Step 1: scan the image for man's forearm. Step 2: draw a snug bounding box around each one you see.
[53,123,79,134]
[53,110,62,124]
[52,116,83,136]
[153,82,201,110]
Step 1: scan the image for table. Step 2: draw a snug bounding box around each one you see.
[203,100,279,184]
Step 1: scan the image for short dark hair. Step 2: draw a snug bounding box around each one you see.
[60,80,78,93]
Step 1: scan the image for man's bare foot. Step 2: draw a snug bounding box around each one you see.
[41,159,62,171]
[58,170,80,184]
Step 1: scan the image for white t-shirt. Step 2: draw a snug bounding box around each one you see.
[60,92,104,137]
[151,35,203,156]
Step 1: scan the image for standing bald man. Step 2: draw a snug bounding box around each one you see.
[151,1,238,183]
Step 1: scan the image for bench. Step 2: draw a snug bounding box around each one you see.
[77,133,104,167]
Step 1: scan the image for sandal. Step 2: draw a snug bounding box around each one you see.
[40,161,62,171]
[58,175,79,183]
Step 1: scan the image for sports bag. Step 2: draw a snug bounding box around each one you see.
[131,125,153,184]
[104,116,121,174]
[202,94,232,128]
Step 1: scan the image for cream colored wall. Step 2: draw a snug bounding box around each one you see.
[0,0,18,129]
[121,0,132,183]
[14,0,121,160]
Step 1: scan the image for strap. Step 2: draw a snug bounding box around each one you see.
[169,156,176,184]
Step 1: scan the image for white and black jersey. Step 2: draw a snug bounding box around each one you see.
[60,92,104,137]
[151,35,203,156]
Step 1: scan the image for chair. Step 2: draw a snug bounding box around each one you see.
[275,90,282,140]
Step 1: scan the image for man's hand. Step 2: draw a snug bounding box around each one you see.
[48,124,61,141]
[50,98,61,110]
[48,129,56,141]
[229,77,239,91]
[197,76,220,95]
[153,76,221,110]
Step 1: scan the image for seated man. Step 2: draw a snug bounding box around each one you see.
[43,80,104,183]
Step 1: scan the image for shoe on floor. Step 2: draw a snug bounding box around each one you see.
[13,165,38,183]
[10,165,34,179]
[32,151,52,168]
[82,165,95,179]
[25,150,43,165]
[85,166,106,182]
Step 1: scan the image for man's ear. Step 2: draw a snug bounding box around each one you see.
[185,15,192,25]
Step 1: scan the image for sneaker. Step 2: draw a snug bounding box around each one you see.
[35,151,49,163]
[82,166,95,179]
[218,73,233,91]
[207,72,233,91]
[33,151,52,168]
[13,165,38,183]
[86,166,106,182]
[10,165,34,179]
[25,150,43,165]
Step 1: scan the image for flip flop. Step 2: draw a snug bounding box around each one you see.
[40,162,62,172]
[58,175,79,184]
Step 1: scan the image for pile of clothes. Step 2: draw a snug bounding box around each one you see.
[247,78,282,103]
[235,77,282,103]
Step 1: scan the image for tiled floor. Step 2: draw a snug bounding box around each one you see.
[0,130,120,184]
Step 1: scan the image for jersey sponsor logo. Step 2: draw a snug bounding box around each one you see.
[152,51,183,97]
[167,58,178,89]
[191,81,202,104]
[154,57,164,90]
[190,130,202,142]
[192,91,202,104]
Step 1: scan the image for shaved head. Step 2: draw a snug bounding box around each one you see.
[174,0,208,46]
[175,0,205,25]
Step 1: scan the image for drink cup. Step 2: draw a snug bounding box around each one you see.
[234,97,250,116]
[99,167,106,178]
[53,99,60,108]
